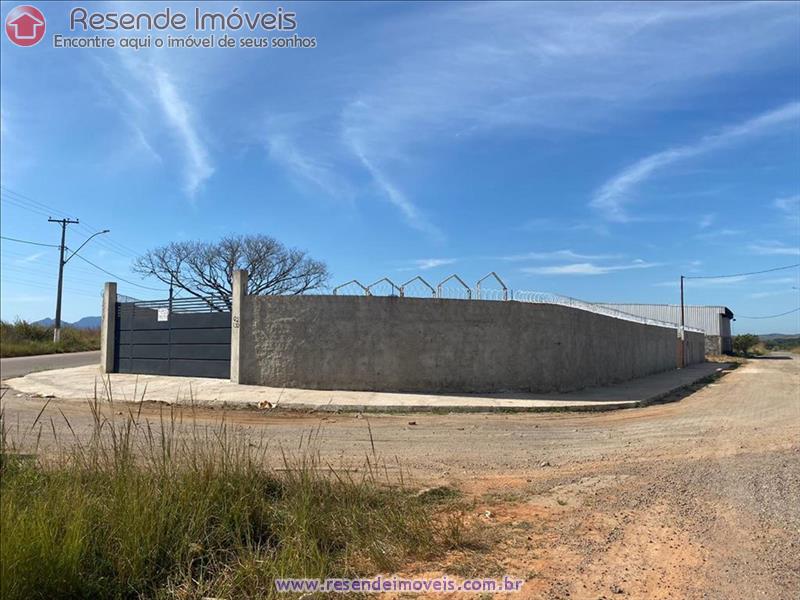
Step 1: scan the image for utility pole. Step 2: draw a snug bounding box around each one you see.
[47,218,110,343]
[49,217,79,343]
[679,274,686,368]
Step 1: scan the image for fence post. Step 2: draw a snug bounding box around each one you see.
[230,270,248,383]
[100,281,117,374]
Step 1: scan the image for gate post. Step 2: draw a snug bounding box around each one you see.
[100,281,117,374]
[230,270,248,383]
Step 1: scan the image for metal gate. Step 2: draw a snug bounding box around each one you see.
[114,295,231,378]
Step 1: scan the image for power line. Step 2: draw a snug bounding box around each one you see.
[1,185,77,220]
[736,307,800,319]
[0,235,60,248]
[684,263,800,280]
[1,187,140,259]
[71,254,165,292]
[1,263,107,287]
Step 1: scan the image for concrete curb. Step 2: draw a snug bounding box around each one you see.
[634,362,739,410]
[4,363,736,415]
[218,364,739,415]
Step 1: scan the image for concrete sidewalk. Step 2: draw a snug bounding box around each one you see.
[3,362,733,413]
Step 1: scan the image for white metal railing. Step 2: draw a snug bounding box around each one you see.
[512,290,704,333]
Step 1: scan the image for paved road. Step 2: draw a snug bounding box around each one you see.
[0,350,99,380]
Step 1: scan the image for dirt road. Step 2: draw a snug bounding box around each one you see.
[2,355,798,599]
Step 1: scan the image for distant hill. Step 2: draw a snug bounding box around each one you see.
[758,333,800,341]
[33,316,101,329]
[71,316,102,329]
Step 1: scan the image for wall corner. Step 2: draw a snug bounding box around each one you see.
[100,281,117,374]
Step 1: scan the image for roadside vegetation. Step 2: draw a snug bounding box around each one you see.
[0,320,100,358]
[0,398,467,599]
[732,333,763,357]
[762,335,800,355]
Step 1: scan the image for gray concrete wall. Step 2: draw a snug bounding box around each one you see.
[237,295,701,393]
[687,331,706,364]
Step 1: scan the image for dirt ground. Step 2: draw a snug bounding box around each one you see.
[2,355,798,599]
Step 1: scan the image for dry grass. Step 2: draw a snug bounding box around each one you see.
[0,387,467,599]
[0,320,100,358]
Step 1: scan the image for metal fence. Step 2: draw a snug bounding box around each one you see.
[117,295,230,314]
[331,273,704,333]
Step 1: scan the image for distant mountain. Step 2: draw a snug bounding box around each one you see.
[33,316,101,329]
[71,316,102,329]
[758,333,800,341]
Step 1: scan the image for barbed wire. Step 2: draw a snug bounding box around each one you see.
[330,273,704,333]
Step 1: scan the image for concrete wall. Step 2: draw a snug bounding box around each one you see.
[686,330,706,364]
[237,295,702,394]
[704,334,722,356]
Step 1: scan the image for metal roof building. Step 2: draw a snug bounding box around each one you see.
[595,304,734,354]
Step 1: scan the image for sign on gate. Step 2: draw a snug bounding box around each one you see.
[157,308,169,322]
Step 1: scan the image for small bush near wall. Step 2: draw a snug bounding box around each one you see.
[732,333,762,357]
[0,320,100,358]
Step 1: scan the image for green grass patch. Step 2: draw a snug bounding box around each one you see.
[0,401,464,599]
[0,320,100,357]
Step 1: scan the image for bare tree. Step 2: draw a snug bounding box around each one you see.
[133,235,329,309]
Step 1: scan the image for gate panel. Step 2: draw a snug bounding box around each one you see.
[114,296,231,379]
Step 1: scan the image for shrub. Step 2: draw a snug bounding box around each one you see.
[732,333,760,356]
[0,320,100,358]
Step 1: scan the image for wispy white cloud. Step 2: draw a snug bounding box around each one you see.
[591,102,800,221]
[518,218,611,237]
[749,290,796,299]
[774,194,800,214]
[695,228,743,241]
[400,258,457,271]
[698,213,715,229]
[748,241,800,256]
[266,131,353,200]
[151,68,214,196]
[262,1,797,235]
[774,194,800,228]
[503,249,621,261]
[98,52,213,197]
[523,259,660,276]
[761,277,800,285]
[653,275,749,287]
[347,132,442,239]
[18,251,45,264]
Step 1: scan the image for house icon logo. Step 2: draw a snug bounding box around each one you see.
[5,5,46,47]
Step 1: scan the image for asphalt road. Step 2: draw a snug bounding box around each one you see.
[0,350,99,380]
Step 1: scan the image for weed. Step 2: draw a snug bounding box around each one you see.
[0,320,100,358]
[0,393,466,599]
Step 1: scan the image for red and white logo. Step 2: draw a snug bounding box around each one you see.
[5,5,46,47]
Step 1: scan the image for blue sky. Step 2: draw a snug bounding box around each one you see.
[1,1,799,334]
